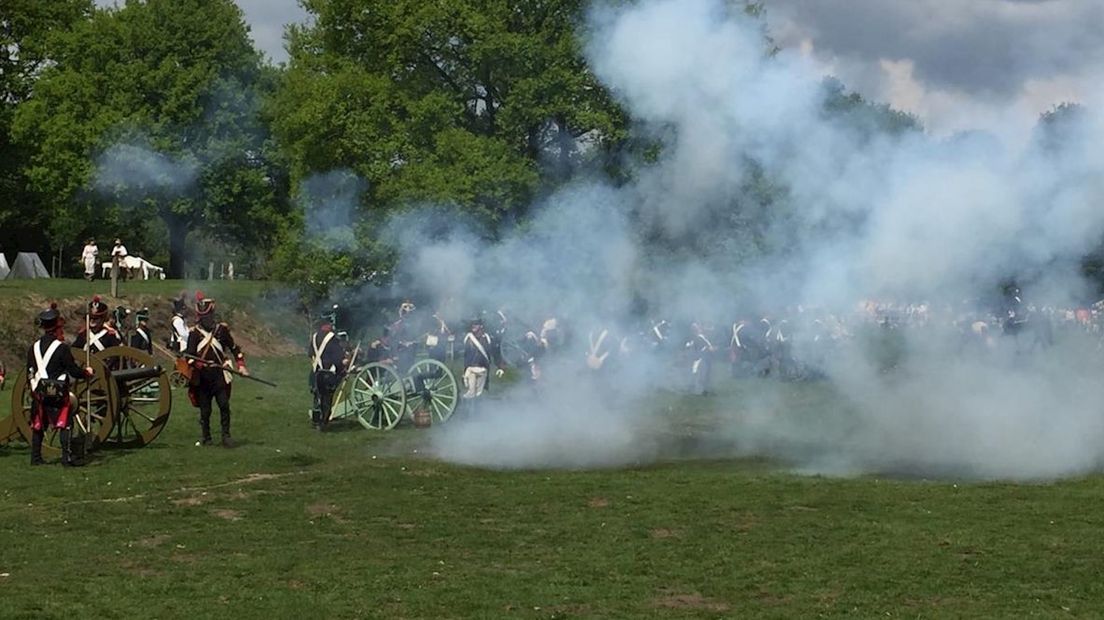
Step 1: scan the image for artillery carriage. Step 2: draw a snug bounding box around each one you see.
[0,345,172,457]
[327,357,460,430]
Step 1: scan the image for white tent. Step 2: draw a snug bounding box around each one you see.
[0,253,9,279]
[5,252,50,279]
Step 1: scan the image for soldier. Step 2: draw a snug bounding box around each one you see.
[308,314,346,431]
[185,292,248,448]
[169,294,189,353]
[686,321,716,395]
[585,324,618,374]
[389,299,418,371]
[365,328,394,365]
[26,304,94,466]
[130,308,153,354]
[72,296,123,354]
[111,306,130,343]
[461,317,505,408]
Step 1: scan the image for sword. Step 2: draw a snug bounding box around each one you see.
[181,353,278,388]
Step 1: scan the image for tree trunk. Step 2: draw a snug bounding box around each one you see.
[167,220,188,279]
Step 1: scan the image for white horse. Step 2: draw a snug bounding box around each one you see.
[101,256,166,280]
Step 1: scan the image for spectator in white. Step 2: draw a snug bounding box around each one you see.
[111,238,128,260]
[81,238,99,281]
[111,238,128,280]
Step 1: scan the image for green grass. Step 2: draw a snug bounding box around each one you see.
[2,357,1104,618]
[0,278,275,304]
[3,281,1104,617]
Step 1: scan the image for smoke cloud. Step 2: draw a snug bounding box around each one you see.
[365,0,1104,479]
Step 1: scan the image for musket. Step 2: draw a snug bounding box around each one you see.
[85,313,92,439]
[346,340,362,373]
[181,353,278,388]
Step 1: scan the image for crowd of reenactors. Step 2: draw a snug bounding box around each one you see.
[306,287,1104,422]
[22,291,248,466]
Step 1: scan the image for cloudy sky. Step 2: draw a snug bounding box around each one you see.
[765,0,1104,138]
[95,0,1100,140]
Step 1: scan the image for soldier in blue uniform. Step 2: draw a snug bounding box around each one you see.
[308,314,347,431]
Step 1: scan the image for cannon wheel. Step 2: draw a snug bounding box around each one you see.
[404,358,459,424]
[0,414,16,445]
[11,357,118,458]
[350,363,406,430]
[169,371,188,389]
[96,346,172,448]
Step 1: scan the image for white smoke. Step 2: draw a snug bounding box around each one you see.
[377,0,1104,479]
[93,142,199,195]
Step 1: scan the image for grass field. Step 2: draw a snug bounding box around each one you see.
[2,281,1104,618]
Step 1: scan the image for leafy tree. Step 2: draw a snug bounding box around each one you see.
[12,0,288,277]
[0,0,92,254]
[267,0,628,296]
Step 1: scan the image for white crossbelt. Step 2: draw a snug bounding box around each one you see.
[32,340,63,391]
[731,323,744,348]
[312,331,336,371]
[87,328,109,352]
[464,332,490,366]
[196,327,225,361]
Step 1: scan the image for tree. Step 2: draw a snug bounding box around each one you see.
[0,0,92,254]
[12,0,287,277]
[266,0,628,295]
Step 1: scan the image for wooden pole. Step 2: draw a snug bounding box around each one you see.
[111,256,119,298]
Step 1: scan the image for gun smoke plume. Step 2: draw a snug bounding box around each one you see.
[360,0,1104,479]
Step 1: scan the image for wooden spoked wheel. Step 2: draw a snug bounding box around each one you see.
[0,414,17,445]
[350,363,406,430]
[404,358,459,424]
[11,357,118,458]
[96,346,172,448]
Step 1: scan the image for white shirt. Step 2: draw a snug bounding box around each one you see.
[171,315,189,352]
[82,244,99,261]
[112,244,128,257]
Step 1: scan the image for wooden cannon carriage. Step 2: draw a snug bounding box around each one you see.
[327,357,460,430]
[0,346,172,457]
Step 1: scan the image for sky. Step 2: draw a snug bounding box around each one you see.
[93,0,1100,140]
[765,0,1104,139]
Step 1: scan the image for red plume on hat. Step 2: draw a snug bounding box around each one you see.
[195,290,216,316]
[88,295,108,318]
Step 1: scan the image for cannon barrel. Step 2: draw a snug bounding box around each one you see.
[112,365,163,389]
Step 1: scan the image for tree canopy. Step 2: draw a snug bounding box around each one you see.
[11,0,287,277]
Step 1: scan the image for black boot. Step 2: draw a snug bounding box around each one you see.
[219,406,233,446]
[30,430,45,466]
[59,428,83,467]
[198,410,213,445]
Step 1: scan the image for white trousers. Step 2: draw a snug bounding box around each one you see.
[462,367,488,399]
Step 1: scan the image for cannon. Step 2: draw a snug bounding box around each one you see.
[328,358,460,430]
[0,346,172,457]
